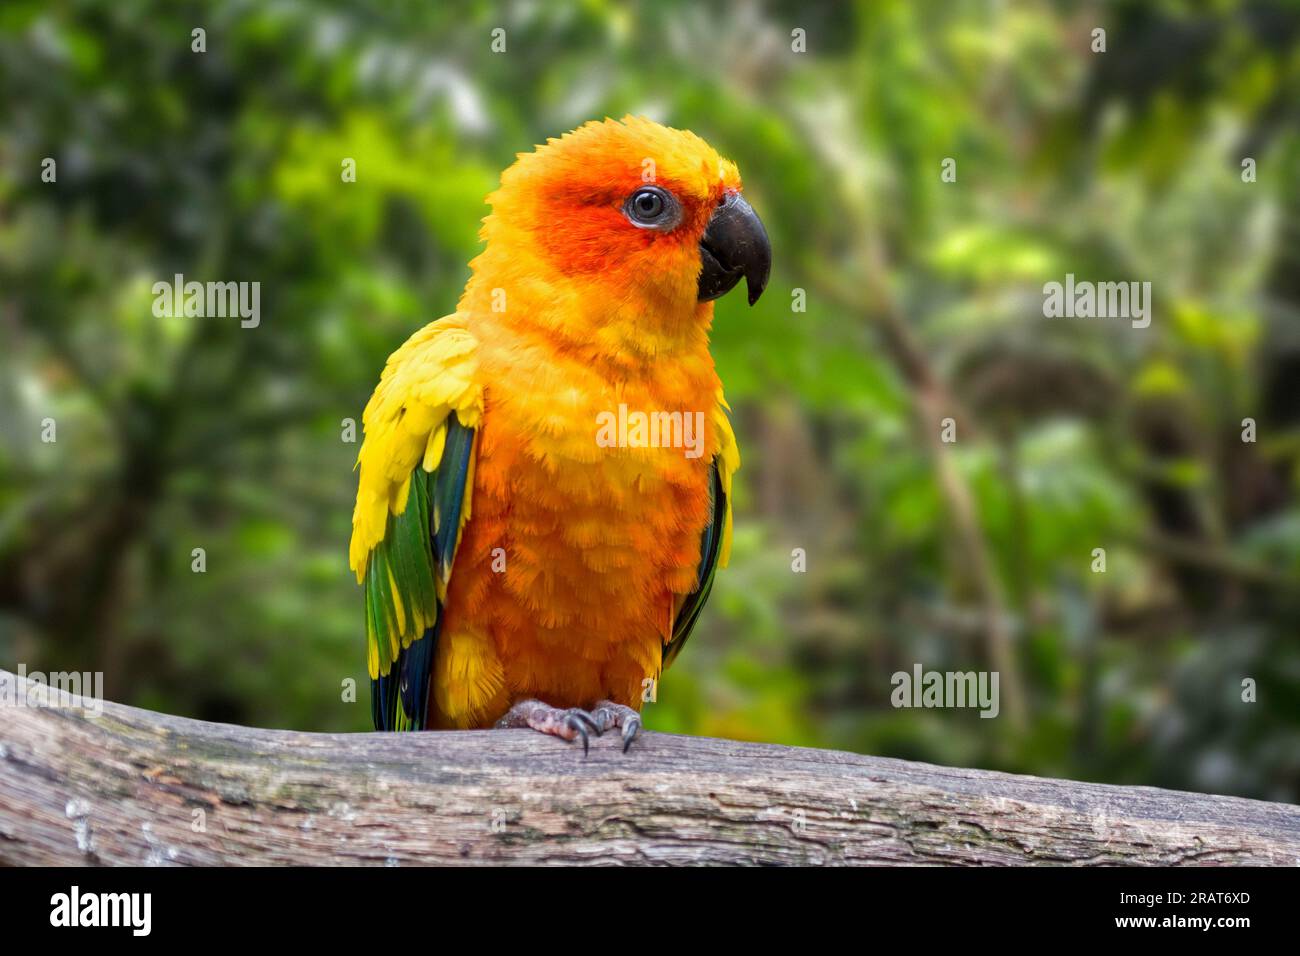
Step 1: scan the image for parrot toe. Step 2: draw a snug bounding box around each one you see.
[495,699,602,755]
[591,700,643,753]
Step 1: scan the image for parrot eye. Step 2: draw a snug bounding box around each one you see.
[623,186,681,230]
[632,190,664,218]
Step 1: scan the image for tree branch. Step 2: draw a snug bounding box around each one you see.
[1,670,1295,865]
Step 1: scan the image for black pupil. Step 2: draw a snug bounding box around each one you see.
[636,191,662,218]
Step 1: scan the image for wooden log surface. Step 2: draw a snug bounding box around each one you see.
[1,669,1297,865]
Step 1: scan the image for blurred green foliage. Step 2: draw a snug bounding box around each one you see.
[2,0,1299,801]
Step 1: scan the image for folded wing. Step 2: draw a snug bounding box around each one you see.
[349,316,483,730]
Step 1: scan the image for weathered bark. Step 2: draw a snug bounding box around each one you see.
[1,669,1296,866]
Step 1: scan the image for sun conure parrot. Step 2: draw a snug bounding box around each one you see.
[349,116,771,751]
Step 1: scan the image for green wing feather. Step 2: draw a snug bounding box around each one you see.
[368,420,476,730]
[663,457,727,669]
[351,317,482,732]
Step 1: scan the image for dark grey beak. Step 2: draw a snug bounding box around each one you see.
[697,192,772,305]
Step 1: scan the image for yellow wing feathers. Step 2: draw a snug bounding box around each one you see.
[348,316,483,582]
[713,392,740,569]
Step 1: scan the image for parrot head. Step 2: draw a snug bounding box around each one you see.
[470,116,771,340]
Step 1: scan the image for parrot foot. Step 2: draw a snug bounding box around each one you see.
[591,700,642,752]
[495,699,601,755]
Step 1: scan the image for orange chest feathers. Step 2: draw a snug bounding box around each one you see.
[428,340,723,728]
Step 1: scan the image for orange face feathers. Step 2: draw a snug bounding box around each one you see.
[491,115,742,250]
[461,116,751,355]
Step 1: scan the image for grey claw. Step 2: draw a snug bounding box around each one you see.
[565,714,590,755]
[571,710,601,735]
[621,717,641,753]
